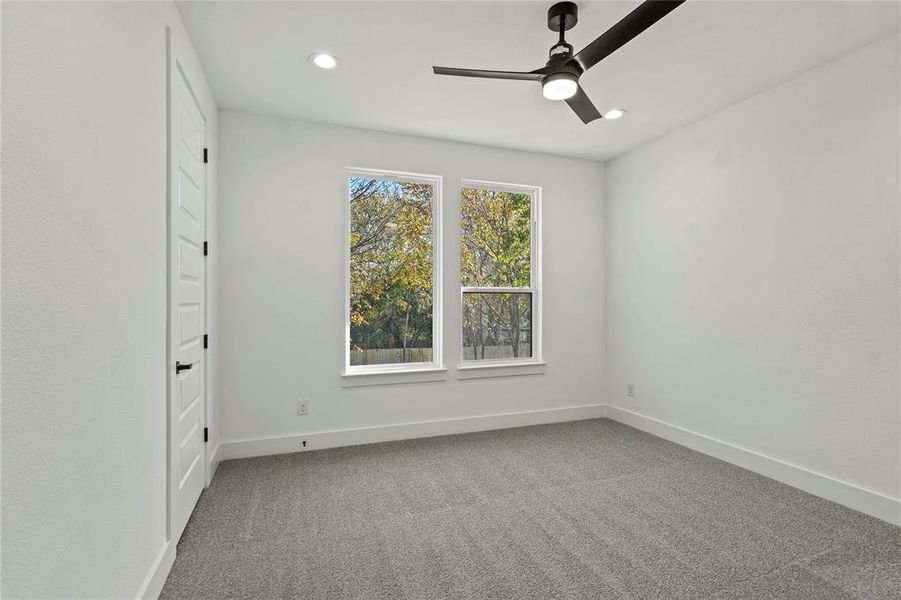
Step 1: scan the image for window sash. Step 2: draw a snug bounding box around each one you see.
[459,180,541,365]
[461,289,534,363]
[344,167,443,374]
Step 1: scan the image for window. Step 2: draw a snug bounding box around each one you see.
[461,181,540,364]
[345,169,442,373]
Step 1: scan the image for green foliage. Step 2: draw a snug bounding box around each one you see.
[349,177,433,359]
[461,188,531,287]
[460,188,533,359]
[349,182,533,363]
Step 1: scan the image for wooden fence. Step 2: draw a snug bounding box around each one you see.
[350,347,433,366]
[350,344,532,365]
[463,344,531,360]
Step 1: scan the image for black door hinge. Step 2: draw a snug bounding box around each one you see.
[203,427,209,443]
[203,334,208,349]
[203,148,208,164]
[203,241,209,256]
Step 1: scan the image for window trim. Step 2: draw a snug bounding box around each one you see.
[344,167,443,376]
[459,179,542,368]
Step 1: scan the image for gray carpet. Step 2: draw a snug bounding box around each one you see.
[161,419,900,599]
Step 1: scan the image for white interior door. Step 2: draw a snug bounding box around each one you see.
[168,46,207,542]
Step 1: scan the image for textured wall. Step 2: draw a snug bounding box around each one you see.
[1,2,215,597]
[605,34,900,499]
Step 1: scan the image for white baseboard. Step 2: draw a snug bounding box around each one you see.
[135,540,176,600]
[215,402,899,527]
[605,405,901,526]
[219,403,607,461]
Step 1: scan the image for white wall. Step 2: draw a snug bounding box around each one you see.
[605,35,900,506]
[217,111,605,447]
[1,2,217,597]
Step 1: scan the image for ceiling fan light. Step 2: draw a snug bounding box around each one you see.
[542,73,578,101]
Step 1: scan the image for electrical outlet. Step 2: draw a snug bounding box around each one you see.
[626,383,635,398]
[296,400,309,416]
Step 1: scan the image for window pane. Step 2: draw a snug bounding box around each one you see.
[349,176,433,366]
[461,187,531,287]
[462,292,532,360]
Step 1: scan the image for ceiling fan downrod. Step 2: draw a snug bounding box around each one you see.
[547,1,577,61]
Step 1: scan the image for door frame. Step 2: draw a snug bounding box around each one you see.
[166,24,212,543]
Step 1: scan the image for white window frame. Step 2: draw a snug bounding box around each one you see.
[459,179,542,369]
[343,167,443,377]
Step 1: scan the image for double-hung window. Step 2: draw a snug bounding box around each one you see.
[460,181,541,365]
[345,168,442,373]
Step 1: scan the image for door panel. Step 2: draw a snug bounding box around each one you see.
[179,239,202,281]
[179,307,200,343]
[178,171,202,221]
[179,423,202,490]
[169,56,206,542]
[179,362,201,413]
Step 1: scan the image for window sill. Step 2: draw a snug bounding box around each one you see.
[457,361,546,380]
[341,367,448,388]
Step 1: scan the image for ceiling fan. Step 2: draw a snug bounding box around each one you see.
[433,1,684,124]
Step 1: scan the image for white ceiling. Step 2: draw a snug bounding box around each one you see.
[177,1,899,161]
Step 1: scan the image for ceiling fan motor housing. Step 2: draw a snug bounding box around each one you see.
[549,41,574,60]
[545,61,583,80]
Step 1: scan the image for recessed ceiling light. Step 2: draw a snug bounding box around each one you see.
[603,108,626,120]
[309,52,338,70]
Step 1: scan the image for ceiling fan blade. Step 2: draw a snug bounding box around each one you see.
[433,66,543,81]
[565,85,602,124]
[573,0,684,72]
[529,65,557,76]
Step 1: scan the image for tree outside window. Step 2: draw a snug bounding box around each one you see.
[348,174,437,367]
[461,185,538,362]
